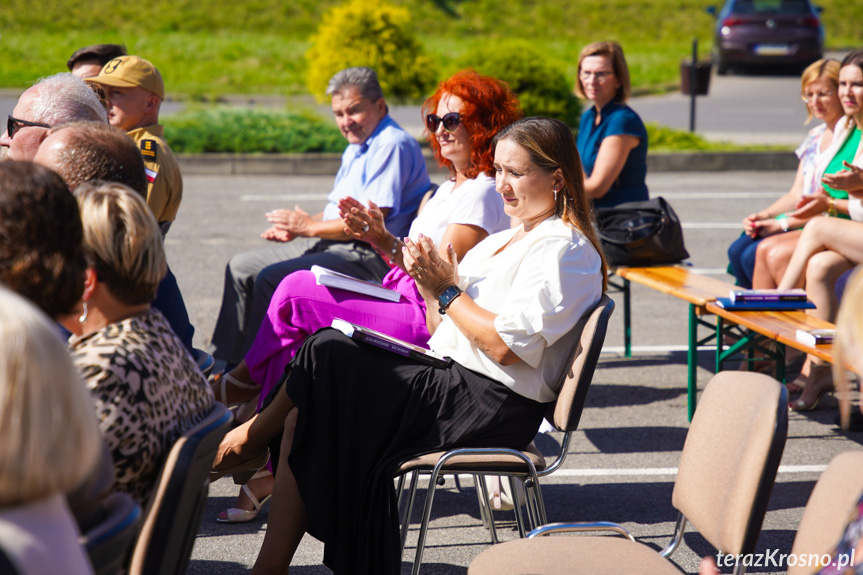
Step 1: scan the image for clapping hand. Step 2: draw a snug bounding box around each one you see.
[338,197,387,245]
[261,206,312,242]
[402,235,459,299]
[822,161,863,194]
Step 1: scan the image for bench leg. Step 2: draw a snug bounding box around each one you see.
[776,343,786,383]
[623,278,631,358]
[687,304,697,422]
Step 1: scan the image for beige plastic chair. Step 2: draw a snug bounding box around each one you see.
[788,451,863,575]
[127,402,232,575]
[397,294,615,575]
[468,370,788,575]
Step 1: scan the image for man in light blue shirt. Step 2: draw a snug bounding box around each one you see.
[210,67,430,367]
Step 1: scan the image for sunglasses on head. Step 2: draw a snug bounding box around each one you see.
[426,112,460,133]
[7,115,51,139]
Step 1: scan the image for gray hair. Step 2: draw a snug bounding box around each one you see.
[326,67,384,102]
[29,73,108,125]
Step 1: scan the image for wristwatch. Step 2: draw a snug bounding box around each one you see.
[437,285,462,315]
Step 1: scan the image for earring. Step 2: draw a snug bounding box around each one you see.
[78,302,88,324]
[553,188,559,202]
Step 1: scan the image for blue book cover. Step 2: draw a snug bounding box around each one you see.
[715,297,815,311]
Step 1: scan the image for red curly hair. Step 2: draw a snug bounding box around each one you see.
[422,70,522,179]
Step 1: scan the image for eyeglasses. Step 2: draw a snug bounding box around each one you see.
[579,70,614,83]
[801,90,835,103]
[426,113,461,133]
[7,115,51,139]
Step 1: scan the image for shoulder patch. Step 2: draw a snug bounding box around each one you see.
[140,139,157,159]
[145,167,158,183]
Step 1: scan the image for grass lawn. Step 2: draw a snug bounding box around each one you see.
[1,0,859,98]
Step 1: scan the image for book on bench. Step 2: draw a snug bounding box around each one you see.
[311,265,401,302]
[729,288,808,303]
[330,318,450,368]
[795,328,836,347]
[714,297,815,311]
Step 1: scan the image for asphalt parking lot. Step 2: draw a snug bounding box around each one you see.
[173,168,863,574]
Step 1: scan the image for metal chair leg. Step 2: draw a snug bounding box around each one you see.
[410,468,443,575]
[510,477,527,538]
[477,475,498,544]
[400,472,419,555]
[396,473,406,509]
[474,475,492,529]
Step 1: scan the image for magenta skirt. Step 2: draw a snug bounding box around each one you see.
[244,265,429,403]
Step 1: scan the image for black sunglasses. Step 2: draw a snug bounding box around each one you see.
[426,112,461,133]
[7,115,51,139]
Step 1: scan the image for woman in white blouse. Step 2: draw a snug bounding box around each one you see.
[210,117,607,575]
[210,70,521,523]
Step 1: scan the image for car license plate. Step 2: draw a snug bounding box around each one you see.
[754,44,791,56]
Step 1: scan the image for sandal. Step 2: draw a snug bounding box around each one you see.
[789,364,834,412]
[210,372,260,407]
[216,469,273,523]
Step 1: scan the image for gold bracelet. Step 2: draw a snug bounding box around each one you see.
[828,197,838,217]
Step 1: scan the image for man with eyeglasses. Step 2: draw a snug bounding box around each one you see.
[0,73,107,162]
[209,66,430,370]
[86,55,181,231]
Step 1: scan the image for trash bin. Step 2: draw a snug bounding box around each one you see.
[680,60,713,95]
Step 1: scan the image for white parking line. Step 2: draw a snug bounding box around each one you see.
[659,192,783,200]
[682,222,743,229]
[240,194,328,201]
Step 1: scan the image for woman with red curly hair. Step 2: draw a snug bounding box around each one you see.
[211,70,522,524]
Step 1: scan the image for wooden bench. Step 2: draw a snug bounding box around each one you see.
[610,266,738,420]
[705,303,836,382]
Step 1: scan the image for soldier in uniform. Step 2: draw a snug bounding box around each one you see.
[86,55,182,230]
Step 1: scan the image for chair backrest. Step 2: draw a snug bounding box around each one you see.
[672,371,788,557]
[547,294,615,432]
[83,492,142,575]
[192,348,215,378]
[788,451,863,575]
[127,402,232,575]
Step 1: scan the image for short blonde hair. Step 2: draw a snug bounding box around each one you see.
[834,269,863,429]
[800,59,840,123]
[0,287,102,506]
[75,182,167,306]
[574,41,632,103]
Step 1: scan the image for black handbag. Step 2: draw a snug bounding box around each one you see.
[594,197,690,267]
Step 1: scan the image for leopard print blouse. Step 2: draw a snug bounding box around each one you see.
[68,309,214,507]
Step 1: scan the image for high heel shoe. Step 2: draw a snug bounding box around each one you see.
[789,364,834,412]
[209,450,270,484]
[216,469,273,523]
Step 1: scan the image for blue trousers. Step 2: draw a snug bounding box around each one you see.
[727,233,762,289]
[153,266,195,353]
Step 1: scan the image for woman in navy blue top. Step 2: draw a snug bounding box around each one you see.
[575,41,649,209]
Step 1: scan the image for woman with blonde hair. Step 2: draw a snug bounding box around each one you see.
[727,58,844,290]
[777,50,863,409]
[62,181,213,507]
[0,287,101,575]
[574,41,649,208]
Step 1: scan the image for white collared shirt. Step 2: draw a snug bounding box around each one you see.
[428,216,603,403]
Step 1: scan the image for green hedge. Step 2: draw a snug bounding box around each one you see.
[161,108,787,154]
[455,41,581,129]
[162,108,345,154]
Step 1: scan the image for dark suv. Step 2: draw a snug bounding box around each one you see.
[707,0,824,75]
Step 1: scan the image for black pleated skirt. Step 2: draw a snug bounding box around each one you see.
[268,328,548,575]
